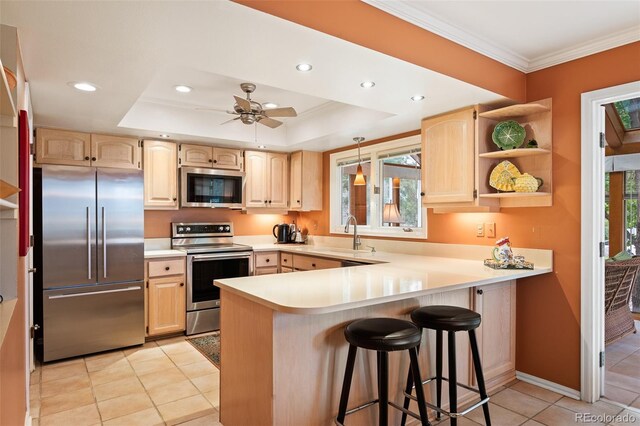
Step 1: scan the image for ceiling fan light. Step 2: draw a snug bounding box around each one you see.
[354,164,366,186]
[296,63,313,72]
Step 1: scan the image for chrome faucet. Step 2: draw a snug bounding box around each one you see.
[344,214,362,250]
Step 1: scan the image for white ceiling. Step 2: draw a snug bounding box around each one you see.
[365,0,640,72]
[1,1,507,151]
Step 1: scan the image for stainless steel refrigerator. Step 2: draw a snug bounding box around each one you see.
[34,165,145,361]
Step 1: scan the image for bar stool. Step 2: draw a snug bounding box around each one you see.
[336,317,431,426]
[400,306,491,426]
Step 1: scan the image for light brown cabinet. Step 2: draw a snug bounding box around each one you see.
[36,128,91,166]
[36,129,141,169]
[254,251,279,275]
[245,151,288,209]
[145,257,186,337]
[292,254,341,271]
[179,144,243,170]
[289,151,322,211]
[143,140,178,209]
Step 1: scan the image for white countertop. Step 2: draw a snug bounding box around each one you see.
[144,249,186,259]
[215,244,553,315]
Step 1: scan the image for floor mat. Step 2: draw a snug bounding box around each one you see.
[187,331,220,369]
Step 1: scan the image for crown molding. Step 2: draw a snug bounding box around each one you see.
[363,0,530,72]
[364,0,640,74]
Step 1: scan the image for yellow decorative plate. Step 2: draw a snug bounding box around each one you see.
[489,160,521,192]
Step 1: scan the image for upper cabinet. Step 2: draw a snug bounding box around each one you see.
[179,143,243,170]
[143,140,178,210]
[421,99,552,212]
[290,151,323,211]
[36,129,141,170]
[36,128,91,167]
[245,151,288,209]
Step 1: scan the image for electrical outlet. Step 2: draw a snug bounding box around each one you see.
[476,223,484,237]
[486,223,496,238]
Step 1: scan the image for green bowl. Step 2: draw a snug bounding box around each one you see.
[492,120,526,150]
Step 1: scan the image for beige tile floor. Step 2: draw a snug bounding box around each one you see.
[30,332,640,426]
[604,321,640,408]
[30,334,221,426]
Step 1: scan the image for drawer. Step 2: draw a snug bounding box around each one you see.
[280,267,294,274]
[148,258,185,277]
[280,252,293,268]
[292,255,341,271]
[255,251,278,268]
[255,266,279,275]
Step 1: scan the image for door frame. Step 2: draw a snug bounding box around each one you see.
[580,80,640,403]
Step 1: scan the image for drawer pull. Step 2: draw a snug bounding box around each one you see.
[477,289,483,295]
[283,259,287,263]
[312,263,316,267]
[266,258,270,263]
[165,266,170,271]
[180,283,184,287]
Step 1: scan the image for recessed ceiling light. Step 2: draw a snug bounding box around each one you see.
[174,85,192,93]
[360,81,375,89]
[263,102,278,109]
[159,134,170,138]
[296,63,313,72]
[411,95,425,101]
[69,82,97,92]
[258,145,266,149]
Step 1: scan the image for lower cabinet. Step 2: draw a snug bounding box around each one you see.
[472,280,516,388]
[292,254,341,271]
[254,251,279,275]
[145,257,186,337]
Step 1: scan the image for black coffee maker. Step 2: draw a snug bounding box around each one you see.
[273,223,293,244]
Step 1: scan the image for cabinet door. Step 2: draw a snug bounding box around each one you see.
[289,151,302,210]
[36,128,91,166]
[143,140,178,209]
[267,152,288,208]
[473,281,516,386]
[422,108,476,204]
[91,134,141,169]
[213,147,243,170]
[148,275,186,336]
[245,151,268,208]
[180,144,213,168]
[255,267,279,276]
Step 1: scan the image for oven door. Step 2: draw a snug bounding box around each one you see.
[187,252,253,311]
[181,167,244,208]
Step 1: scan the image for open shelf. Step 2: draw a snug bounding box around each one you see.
[478,148,551,159]
[0,60,17,119]
[479,102,550,120]
[0,198,18,210]
[479,192,551,199]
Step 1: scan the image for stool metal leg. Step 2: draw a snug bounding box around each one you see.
[378,351,389,426]
[337,344,358,424]
[399,367,413,426]
[448,331,457,426]
[408,347,431,426]
[435,329,443,420]
[469,329,491,426]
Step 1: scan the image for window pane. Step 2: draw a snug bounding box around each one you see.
[624,170,639,255]
[380,153,422,228]
[613,98,640,131]
[340,161,370,226]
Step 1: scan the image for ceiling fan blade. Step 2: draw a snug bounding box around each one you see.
[258,117,283,128]
[264,107,297,118]
[234,95,251,112]
[220,117,241,125]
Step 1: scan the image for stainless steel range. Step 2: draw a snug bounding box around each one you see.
[172,222,253,335]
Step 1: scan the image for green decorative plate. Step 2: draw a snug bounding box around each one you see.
[492,120,526,150]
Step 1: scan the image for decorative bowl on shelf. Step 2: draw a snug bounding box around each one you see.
[513,173,543,193]
[492,120,526,150]
[489,160,521,192]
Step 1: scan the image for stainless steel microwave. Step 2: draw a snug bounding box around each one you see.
[180,167,244,208]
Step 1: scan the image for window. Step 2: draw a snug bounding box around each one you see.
[330,135,426,238]
[624,170,639,255]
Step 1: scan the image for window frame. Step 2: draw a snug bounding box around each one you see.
[329,135,427,239]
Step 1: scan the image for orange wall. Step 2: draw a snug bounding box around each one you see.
[145,210,296,238]
[234,0,526,102]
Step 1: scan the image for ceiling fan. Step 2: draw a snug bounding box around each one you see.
[219,83,297,129]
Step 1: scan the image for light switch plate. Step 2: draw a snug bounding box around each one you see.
[486,222,496,238]
[476,223,484,237]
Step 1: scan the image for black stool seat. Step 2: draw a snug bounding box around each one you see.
[345,318,421,351]
[411,305,481,331]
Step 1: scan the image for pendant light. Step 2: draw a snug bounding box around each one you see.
[353,137,366,186]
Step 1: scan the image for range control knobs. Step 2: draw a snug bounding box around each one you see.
[218,226,224,231]
[177,227,184,233]
[225,226,231,232]
[185,227,191,231]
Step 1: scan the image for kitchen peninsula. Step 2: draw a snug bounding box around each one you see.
[215,244,553,425]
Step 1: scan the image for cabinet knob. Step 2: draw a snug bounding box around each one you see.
[297,200,300,203]
[91,157,97,161]
[213,159,218,163]
[266,258,270,263]
[268,200,272,204]
[173,197,177,202]
[208,159,213,163]
[165,266,170,271]
[180,283,184,287]
[477,289,483,295]
[312,263,316,267]
[420,192,425,196]
[84,156,90,161]
[283,259,287,263]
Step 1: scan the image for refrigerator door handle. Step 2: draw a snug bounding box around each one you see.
[48,286,142,299]
[102,206,107,278]
[86,206,91,280]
